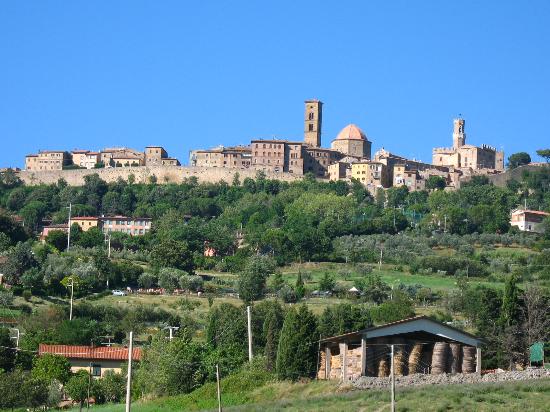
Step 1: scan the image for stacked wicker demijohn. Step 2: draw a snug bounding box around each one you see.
[431,342,450,374]
[365,345,377,376]
[419,344,434,374]
[408,343,423,374]
[377,347,390,377]
[449,343,463,374]
[393,339,407,376]
[462,346,477,373]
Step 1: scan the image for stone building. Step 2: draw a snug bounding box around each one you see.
[331,124,372,159]
[25,151,71,171]
[145,146,180,166]
[351,161,390,194]
[190,145,252,169]
[71,150,100,169]
[432,118,504,171]
[304,99,322,148]
[100,147,145,167]
[304,147,343,177]
[250,140,305,174]
[318,316,483,381]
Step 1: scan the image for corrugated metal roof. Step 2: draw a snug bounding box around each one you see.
[39,344,142,361]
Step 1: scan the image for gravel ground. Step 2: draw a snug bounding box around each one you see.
[352,368,550,390]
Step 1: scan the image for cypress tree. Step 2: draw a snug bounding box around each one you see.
[295,272,305,300]
[499,274,520,328]
[276,304,318,380]
[263,303,284,371]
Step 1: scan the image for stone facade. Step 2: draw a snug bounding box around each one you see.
[304,147,343,177]
[190,146,251,169]
[18,165,302,186]
[351,161,390,193]
[304,99,322,148]
[330,124,372,159]
[432,118,504,171]
[25,151,71,171]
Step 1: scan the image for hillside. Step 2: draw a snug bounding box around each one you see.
[70,375,550,412]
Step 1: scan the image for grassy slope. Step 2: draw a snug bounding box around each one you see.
[70,378,550,412]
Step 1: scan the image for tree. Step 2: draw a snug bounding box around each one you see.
[206,303,247,353]
[21,375,49,410]
[135,333,206,397]
[354,274,390,304]
[426,175,446,191]
[521,286,550,347]
[32,353,71,384]
[0,242,38,285]
[499,274,521,328]
[158,267,186,293]
[318,273,335,292]
[0,327,16,372]
[76,227,104,248]
[98,370,125,403]
[276,305,318,380]
[237,255,276,303]
[150,239,194,272]
[294,272,306,300]
[20,200,47,231]
[45,229,68,251]
[507,152,531,169]
[0,369,26,409]
[536,148,550,162]
[65,370,90,412]
[259,301,285,371]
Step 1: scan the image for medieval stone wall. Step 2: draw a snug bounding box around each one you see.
[17,166,303,186]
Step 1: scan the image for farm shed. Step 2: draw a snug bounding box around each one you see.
[318,316,483,381]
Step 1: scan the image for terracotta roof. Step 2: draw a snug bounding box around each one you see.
[39,344,142,361]
[72,216,99,220]
[72,150,89,154]
[334,124,368,141]
[512,209,550,216]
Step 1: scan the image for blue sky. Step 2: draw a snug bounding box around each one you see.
[1,1,549,168]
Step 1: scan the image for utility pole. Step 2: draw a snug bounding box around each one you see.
[216,363,222,412]
[247,306,253,362]
[125,331,133,412]
[390,344,395,412]
[69,278,74,321]
[87,362,92,411]
[378,245,383,270]
[66,203,72,251]
[10,328,21,348]
[444,214,447,233]
[165,326,179,341]
[104,231,111,258]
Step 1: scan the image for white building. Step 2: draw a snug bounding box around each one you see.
[510,209,550,233]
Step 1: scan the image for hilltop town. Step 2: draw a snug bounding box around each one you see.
[14,99,506,194]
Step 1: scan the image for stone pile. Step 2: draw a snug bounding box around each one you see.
[352,368,550,390]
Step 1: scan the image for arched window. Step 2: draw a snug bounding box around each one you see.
[308,112,314,120]
[309,124,314,132]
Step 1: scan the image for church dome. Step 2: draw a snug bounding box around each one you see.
[334,124,368,141]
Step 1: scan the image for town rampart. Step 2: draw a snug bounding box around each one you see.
[18,166,303,186]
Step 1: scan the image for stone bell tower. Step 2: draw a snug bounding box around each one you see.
[304,99,322,147]
[453,118,466,149]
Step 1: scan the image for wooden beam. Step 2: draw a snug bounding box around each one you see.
[361,338,367,376]
[325,346,331,380]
